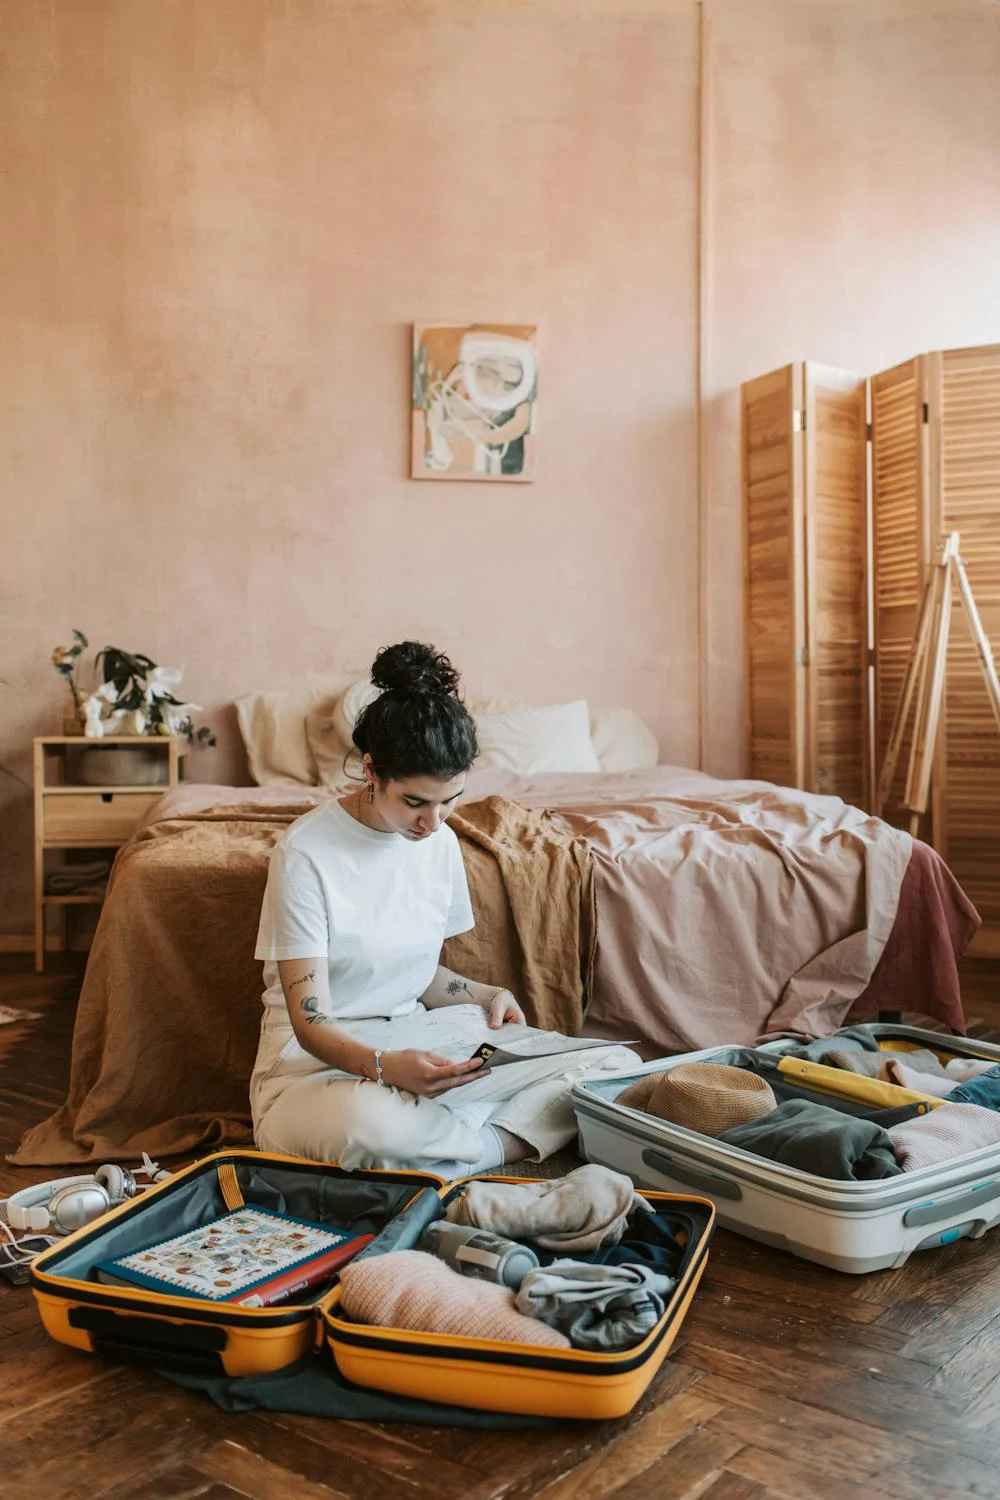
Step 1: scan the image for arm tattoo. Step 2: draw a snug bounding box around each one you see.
[287,969,316,992]
[300,994,332,1027]
[446,978,475,1002]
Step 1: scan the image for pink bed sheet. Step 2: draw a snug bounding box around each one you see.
[140,767,976,1047]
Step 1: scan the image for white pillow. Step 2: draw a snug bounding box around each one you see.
[474,700,601,775]
[589,708,659,772]
[333,677,381,748]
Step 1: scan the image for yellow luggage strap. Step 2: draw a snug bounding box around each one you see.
[777,1056,944,1112]
[217,1162,246,1211]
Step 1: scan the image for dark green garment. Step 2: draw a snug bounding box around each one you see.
[718,1099,903,1180]
[159,1354,555,1428]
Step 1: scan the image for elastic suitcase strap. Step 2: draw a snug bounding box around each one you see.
[217,1163,246,1211]
[777,1057,943,1112]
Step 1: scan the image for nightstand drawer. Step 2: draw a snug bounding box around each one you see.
[42,793,161,844]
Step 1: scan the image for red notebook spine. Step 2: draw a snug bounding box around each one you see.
[233,1233,374,1307]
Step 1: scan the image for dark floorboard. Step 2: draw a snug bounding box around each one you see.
[1,953,999,1499]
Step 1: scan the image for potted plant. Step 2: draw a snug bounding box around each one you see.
[50,631,216,784]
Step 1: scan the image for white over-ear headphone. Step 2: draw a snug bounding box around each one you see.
[1,1157,170,1236]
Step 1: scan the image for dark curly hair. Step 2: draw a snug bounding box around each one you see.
[352,641,479,783]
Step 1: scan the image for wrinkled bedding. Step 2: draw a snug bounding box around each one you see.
[12,767,978,1166]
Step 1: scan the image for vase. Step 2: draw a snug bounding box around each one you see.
[62,690,84,736]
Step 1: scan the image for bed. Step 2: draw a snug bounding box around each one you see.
[13,700,980,1168]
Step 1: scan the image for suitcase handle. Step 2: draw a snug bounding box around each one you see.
[641,1149,743,1201]
[68,1304,228,1372]
[902,1181,998,1228]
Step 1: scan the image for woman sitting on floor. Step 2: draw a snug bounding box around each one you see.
[250,640,638,1177]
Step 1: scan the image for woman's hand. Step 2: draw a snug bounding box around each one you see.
[380,1049,485,1097]
[485,988,526,1029]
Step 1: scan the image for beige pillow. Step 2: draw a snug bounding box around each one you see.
[236,688,341,786]
[474,699,601,775]
[589,708,659,771]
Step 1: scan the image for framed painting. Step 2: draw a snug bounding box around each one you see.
[411,322,538,481]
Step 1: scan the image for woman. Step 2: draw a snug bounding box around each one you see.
[250,641,638,1176]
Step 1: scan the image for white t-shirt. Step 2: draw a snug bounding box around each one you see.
[255,799,474,1021]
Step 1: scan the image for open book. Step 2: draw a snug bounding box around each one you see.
[469,1033,639,1068]
[94,1206,372,1306]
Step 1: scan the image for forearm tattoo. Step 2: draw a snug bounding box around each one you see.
[300,994,332,1027]
[446,978,475,1002]
[287,969,316,992]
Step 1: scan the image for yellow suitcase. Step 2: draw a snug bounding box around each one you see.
[30,1149,445,1378]
[321,1174,715,1420]
[30,1149,715,1418]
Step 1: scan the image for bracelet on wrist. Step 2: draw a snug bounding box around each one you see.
[372,1048,385,1087]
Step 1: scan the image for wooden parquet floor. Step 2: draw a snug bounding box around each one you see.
[2,954,1000,1500]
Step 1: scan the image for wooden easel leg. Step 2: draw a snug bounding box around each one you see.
[905,556,952,821]
[875,563,941,814]
[952,552,1000,735]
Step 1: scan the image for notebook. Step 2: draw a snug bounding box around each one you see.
[94,1206,371,1306]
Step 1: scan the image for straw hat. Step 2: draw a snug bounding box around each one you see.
[617,1063,776,1137]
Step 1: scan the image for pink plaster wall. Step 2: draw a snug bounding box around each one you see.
[702,0,1000,775]
[2,0,999,940]
[0,0,700,938]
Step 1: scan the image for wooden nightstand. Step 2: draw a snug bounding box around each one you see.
[33,735,188,972]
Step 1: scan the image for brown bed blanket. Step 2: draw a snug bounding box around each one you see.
[12,797,594,1165]
[12,779,976,1166]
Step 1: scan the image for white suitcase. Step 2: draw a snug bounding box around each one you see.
[572,1024,1000,1274]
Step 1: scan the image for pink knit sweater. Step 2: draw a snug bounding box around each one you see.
[337,1250,570,1348]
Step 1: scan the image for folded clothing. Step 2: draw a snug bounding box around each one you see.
[944,1057,999,1082]
[777,1026,882,1063]
[879,1060,957,1098]
[337,1249,570,1348]
[949,1066,1000,1111]
[888,1104,1000,1170]
[445,1164,650,1252]
[827,1046,950,1079]
[616,1063,777,1137]
[590,1210,688,1277]
[718,1098,903,1180]
[515,1261,675,1352]
[44,859,112,896]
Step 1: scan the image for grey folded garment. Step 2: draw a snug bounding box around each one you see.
[514,1260,675,1351]
[718,1098,903,1180]
[445,1165,652,1252]
[824,1046,950,1079]
[45,860,112,896]
[778,1026,882,1063]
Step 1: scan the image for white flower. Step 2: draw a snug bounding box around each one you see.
[145,665,185,700]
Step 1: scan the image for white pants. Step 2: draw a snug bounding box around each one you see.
[251,1013,639,1175]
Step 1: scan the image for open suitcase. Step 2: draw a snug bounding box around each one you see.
[30,1148,716,1419]
[572,1024,1000,1275]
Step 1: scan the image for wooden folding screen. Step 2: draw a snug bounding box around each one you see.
[870,356,931,825]
[742,363,868,805]
[929,344,1000,953]
[745,342,1000,954]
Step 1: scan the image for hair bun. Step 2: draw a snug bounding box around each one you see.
[370,641,461,699]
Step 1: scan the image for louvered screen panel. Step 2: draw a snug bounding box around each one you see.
[871,358,928,828]
[742,366,803,787]
[936,344,1000,952]
[804,364,868,806]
